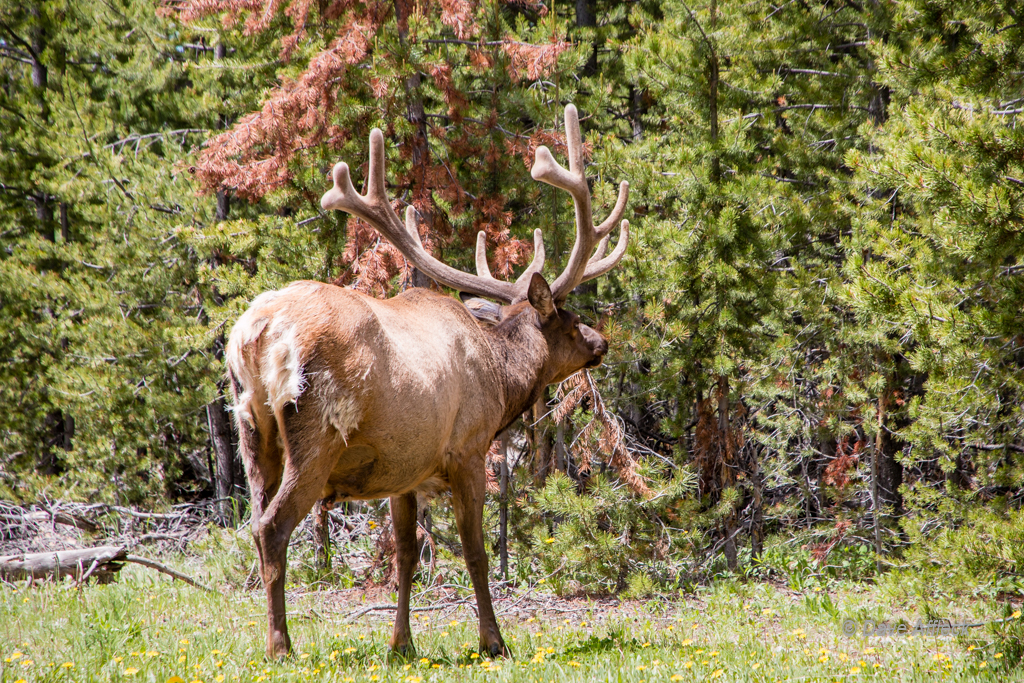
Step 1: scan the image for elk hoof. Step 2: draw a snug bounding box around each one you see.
[267,632,291,660]
[387,643,416,662]
[486,640,510,658]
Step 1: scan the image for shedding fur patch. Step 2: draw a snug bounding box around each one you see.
[264,317,306,415]
[324,391,360,444]
[311,370,361,444]
[226,296,277,429]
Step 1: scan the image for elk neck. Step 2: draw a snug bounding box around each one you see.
[483,304,551,432]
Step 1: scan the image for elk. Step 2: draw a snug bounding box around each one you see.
[225,104,629,659]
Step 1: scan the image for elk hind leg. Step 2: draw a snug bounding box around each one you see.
[233,395,283,595]
[258,402,337,658]
[388,491,422,657]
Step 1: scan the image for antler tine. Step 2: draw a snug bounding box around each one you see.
[405,206,424,249]
[477,228,546,286]
[531,104,630,302]
[582,220,629,281]
[322,130,522,304]
[475,231,493,279]
[595,181,630,238]
[515,229,546,285]
[590,234,611,265]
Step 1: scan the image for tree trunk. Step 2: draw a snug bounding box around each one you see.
[575,0,598,77]
[312,500,331,570]
[871,387,885,574]
[749,444,764,559]
[207,388,236,526]
[718,374,737,571]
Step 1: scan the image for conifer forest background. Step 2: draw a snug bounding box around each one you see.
[2,0,1024,598]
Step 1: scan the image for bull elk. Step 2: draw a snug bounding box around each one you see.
[225,104,629,659]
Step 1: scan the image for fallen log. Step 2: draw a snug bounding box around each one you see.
[0,546,211,591]
[0,546,126,582]
[0,510,99,533]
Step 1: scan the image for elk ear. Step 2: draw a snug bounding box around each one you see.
[527,273,556,319]
[463,297,502,326]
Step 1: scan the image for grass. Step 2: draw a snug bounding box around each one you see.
[2,558,1023,683]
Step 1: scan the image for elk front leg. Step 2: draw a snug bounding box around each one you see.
[450,465,508,657]
[388,491,421,657]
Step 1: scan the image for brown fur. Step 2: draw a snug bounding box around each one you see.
[226,274,607,658]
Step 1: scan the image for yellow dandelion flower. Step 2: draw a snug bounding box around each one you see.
[124,668,139,676]
[752,662,761,670]
[863,648,875,654]
[819,655,829,663]
[441,631,449,636]
[684,661,693,669]
[247,621,256,626]
[1013,610,1021,619]
[710,650,719,657]
[10,652,22,660]
[671,676,684,682]
[850,667,861,674]
[179,639,189,645]
[636,665,646,671]
[537,578,546,584]
[980,662,988,669]
[14,679,26,683]
[470,653,479,659]
[62,662,74,668]
[682,639,693,646]
[710,669,724,679]
[215,676,225,683]
[146,651,159,658]
[21,660,34,668]
[166,677,185,683]
[544,538,555,544]
[569,661,581,668]
[642,642,651,648]
[995,653,1004,659]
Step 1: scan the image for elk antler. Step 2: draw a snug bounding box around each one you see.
[320,105,628,305]
[531,104,630,302]
[321,129,544,304]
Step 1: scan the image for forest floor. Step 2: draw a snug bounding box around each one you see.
[2,549,1023,683]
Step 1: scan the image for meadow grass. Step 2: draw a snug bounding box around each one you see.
[1,547,1022,682]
